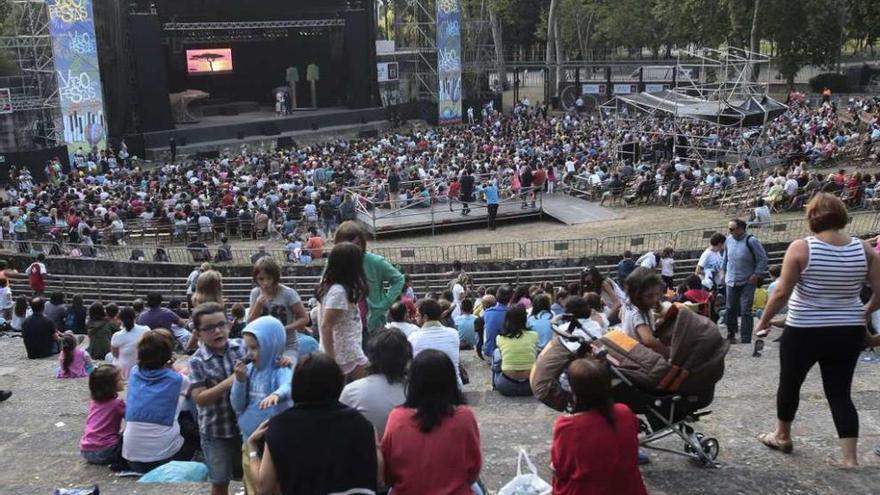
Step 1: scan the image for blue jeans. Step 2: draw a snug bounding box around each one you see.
[200,435,243,484]
[492,349,532,397]
[725,283,756,343]
[81,437,122,465]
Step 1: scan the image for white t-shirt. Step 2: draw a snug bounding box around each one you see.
[0,286,12,310]
[339,375,406,437]
[451,283,465,319]
[111,324,150,379]
[698,248,724,287]
[319,284,368,375]
[386,321,420,337]
[636,252,657,269]
[659,257,674,277]
[122,374,190,463]
[409,324,463,388]
[620,303,655,341]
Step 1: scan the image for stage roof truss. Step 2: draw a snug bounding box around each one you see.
[161,19,346,31]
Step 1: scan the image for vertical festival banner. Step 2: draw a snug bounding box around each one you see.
[436,0,462,125]
[47,0,107,156]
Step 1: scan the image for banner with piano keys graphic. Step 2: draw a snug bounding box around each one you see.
[47,0,107,157]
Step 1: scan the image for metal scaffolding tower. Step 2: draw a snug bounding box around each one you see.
[0,0,61,149]
[393,0,438,101]
[392,0,496,103]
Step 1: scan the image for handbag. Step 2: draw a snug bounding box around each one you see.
[498,449,551,495]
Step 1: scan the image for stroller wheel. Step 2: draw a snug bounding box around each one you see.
[684,432,704,454]
[700,437,720,461]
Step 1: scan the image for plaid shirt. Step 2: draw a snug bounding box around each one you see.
[188,339,247,439]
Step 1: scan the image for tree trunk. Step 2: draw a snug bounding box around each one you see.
[748,0,761,82]
[554,13,563,96]
[545,0,558,98]
[584,11,595,61]
[487,1,507,90]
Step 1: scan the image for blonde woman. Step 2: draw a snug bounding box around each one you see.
[192,270,225,308]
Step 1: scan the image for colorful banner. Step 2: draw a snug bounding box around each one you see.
[436,0,462,125]
[47,0,107,157]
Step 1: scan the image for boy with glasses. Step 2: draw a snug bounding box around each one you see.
[188,302,247,495]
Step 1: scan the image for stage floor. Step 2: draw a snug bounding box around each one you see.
[357,194,618,237]
[175,106,359,130]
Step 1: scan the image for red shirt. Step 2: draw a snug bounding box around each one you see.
[306,236,324,259]
[381,406,481,495]
[551,404,648,495]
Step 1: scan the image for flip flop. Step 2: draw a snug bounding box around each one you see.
[757,432,793,454]
[826,458,858,469]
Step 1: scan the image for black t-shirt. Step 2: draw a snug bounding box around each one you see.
[265,401,377,495]
[389,173,401,193]
[22,314,58,359]
[521,168,533,187]
[459,174,475,198]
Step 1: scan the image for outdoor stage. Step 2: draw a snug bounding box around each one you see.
[140,106,387,159]
[355,193,619,237]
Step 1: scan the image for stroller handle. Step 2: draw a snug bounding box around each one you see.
[551,316,608,360]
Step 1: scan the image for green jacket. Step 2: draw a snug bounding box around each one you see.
[364,251,404,332]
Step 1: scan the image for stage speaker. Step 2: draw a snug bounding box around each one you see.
[277,136,296,149]
[260,123,280,136]
[197,151,220,160]
[128,14,173,132]
[311,122,318,131]
[344,8,379,108]
[358,129,379,139]
[220,106,240,116]
[236,131,246,140]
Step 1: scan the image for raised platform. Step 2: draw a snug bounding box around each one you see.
[139,106,387,159]
[541,194,619,224]
[356,194,618,237]
[357,200,542,237]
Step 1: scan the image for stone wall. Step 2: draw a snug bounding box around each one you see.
[0,241,793,279]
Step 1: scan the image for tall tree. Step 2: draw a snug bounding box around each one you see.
[487,1,508,88]
[545,0,559,95]
[765,0,843,87]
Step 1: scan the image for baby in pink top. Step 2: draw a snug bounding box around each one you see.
[80,364,126,465]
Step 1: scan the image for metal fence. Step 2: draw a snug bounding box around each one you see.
[7,212,880,265]
[600,231,677,256]
[522,238,600,259]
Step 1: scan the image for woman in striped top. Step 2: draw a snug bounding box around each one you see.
[754,193,880,467]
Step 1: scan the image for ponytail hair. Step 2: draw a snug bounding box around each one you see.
[61,333,77,375]
[568,357,615,426]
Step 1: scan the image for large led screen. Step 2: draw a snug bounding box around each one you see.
[187,48,234,75]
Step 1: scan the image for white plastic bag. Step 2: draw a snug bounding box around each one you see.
[498,449,552,495]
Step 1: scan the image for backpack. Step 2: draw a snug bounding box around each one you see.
[743,234,767,284]
[64,310,76,331]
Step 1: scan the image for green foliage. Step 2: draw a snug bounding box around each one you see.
[808,73,851,93]
[764,0,843,85]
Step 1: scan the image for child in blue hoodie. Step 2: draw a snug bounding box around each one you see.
[231,316,293,495]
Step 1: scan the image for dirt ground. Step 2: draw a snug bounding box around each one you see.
[2,332,880,495]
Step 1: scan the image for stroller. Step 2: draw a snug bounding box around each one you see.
[532,304,729,467]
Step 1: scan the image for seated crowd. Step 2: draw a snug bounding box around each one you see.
[5,219,677,495]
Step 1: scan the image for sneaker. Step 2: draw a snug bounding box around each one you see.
[0,390,11,402]
[638,449,651,465]
[726,335,738,344]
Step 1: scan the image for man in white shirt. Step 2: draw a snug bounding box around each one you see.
[409,299,462,388]
[783,176,799,197]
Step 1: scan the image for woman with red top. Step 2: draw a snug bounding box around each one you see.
[381,349,482,495]
[551,358,648,495]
